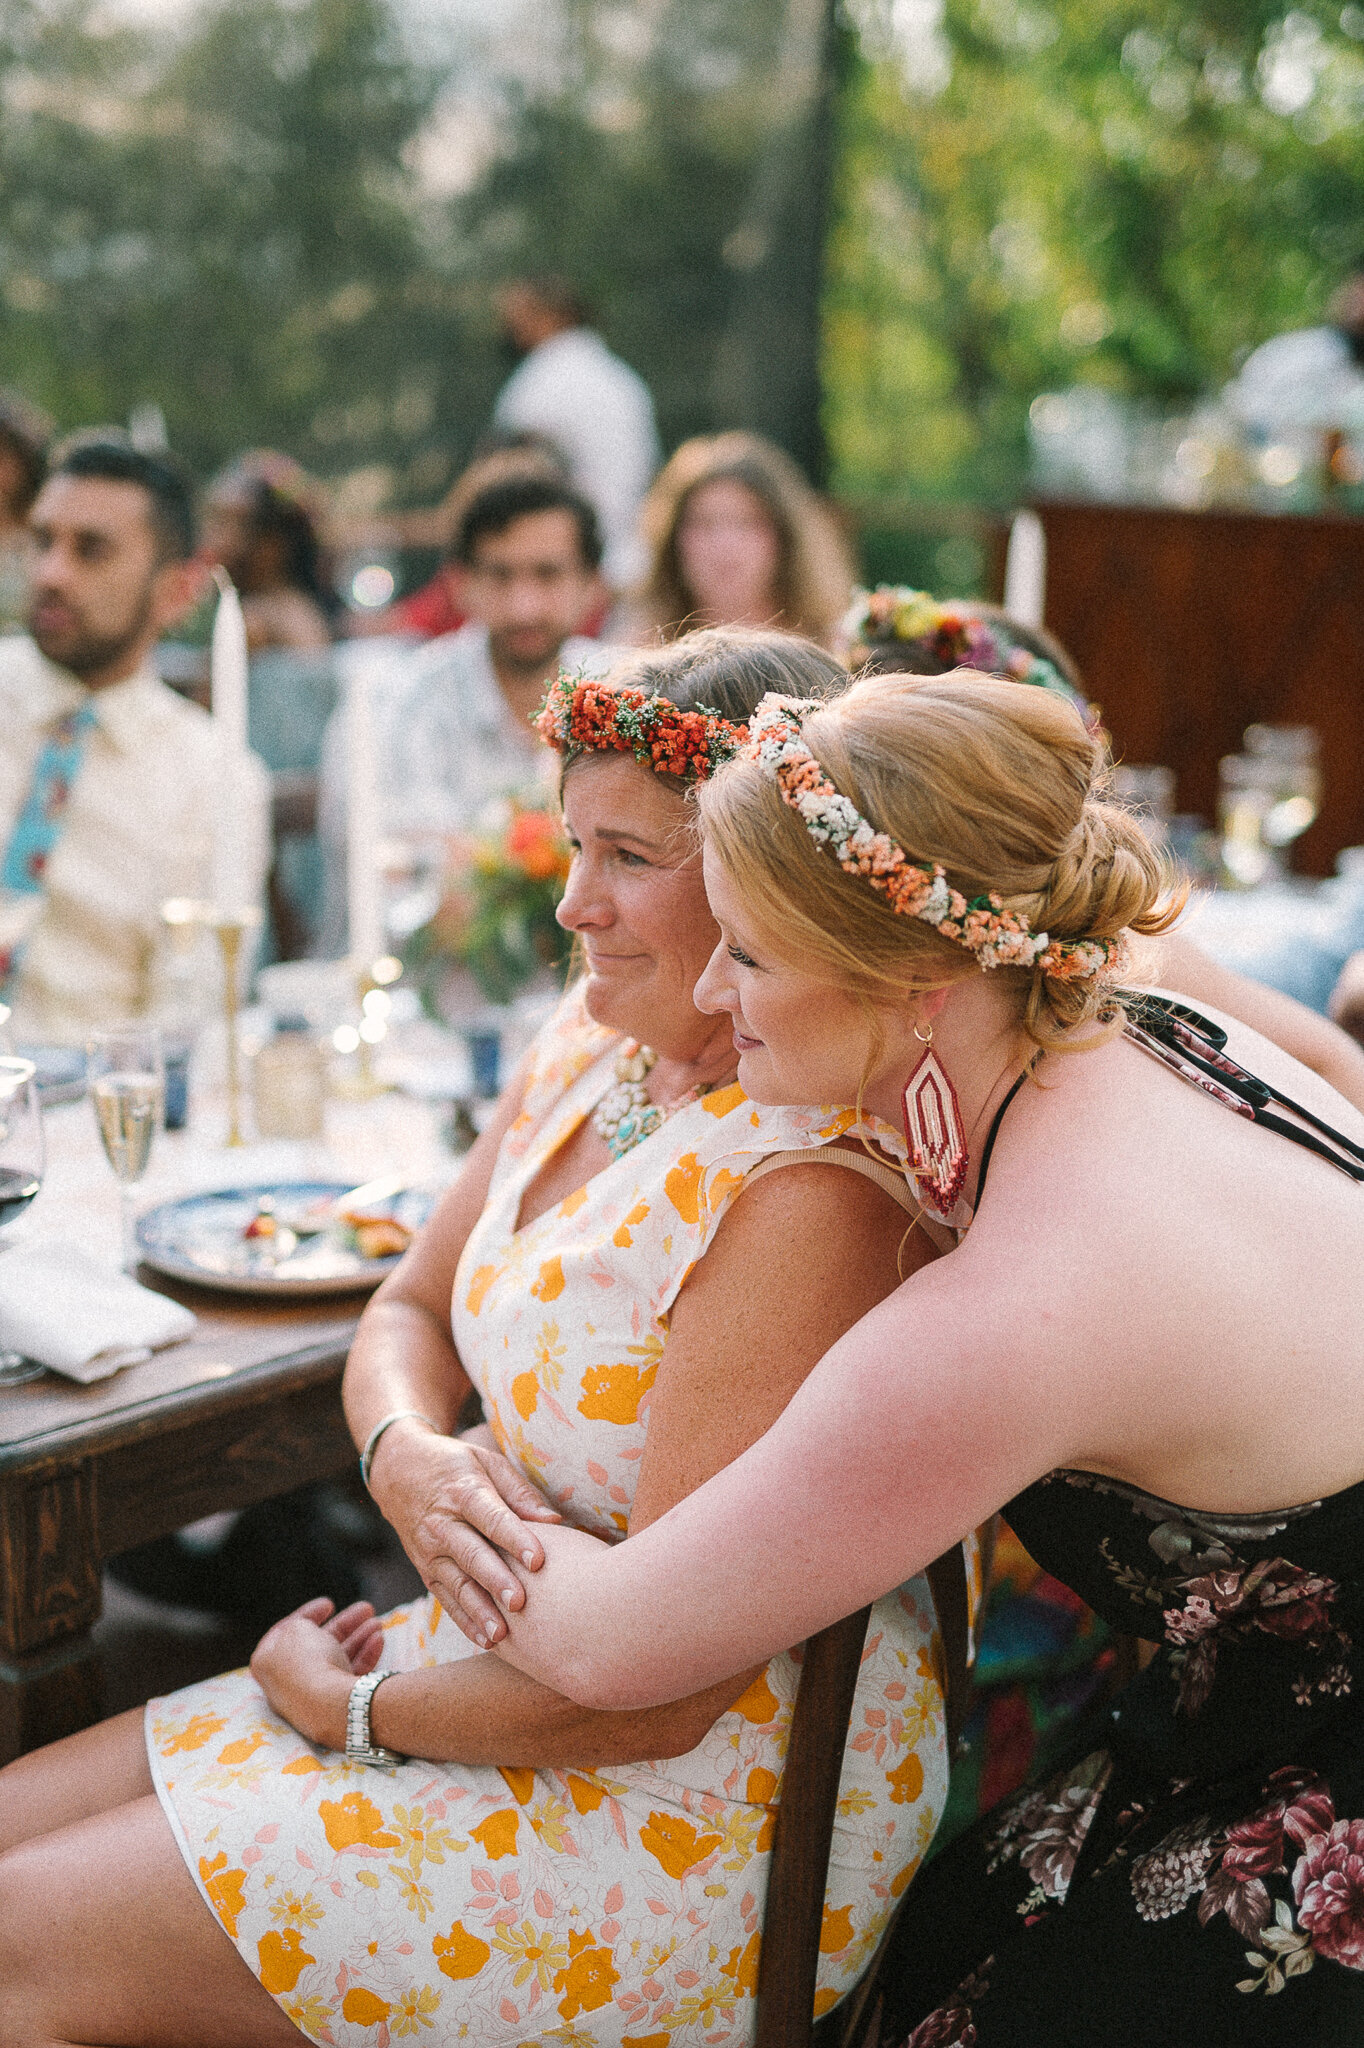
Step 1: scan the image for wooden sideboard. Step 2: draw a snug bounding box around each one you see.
[1033,501,1364,876]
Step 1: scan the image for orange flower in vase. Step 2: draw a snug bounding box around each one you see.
[400,792,574,1011]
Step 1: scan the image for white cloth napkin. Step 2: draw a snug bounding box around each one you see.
[0,1241,197,1382]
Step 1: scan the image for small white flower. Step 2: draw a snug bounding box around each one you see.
[921,875,952,924]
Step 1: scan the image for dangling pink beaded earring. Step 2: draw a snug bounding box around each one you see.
[902,1020,968,1220]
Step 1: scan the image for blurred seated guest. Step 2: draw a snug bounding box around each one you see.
[627,429,855,647]
[1225,265,1364,440]
[841,583,1088,700]
[845,585,1364,1113]
[202,450,334,655]
[0,390,50,635]
[0,435,268,1041]
[318,473,610,951]
[359,430,572,643]
[493,275,660,591]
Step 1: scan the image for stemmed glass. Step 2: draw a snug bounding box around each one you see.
[87,1026,164,1275]
[0,1056,46,1386]
[1219,726,1321,889]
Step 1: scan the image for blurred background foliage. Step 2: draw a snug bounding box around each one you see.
[830,0,1364,508]
[2,0,1364,556]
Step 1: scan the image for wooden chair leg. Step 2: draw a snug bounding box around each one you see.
[754,1544,975,2048]
[753,1607,871,2048]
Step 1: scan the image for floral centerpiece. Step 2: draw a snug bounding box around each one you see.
[400,792,573,1013]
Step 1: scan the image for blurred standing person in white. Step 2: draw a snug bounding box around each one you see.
[1225,266,1364,436]
[493,277,660,592]
[0,438,269,1042]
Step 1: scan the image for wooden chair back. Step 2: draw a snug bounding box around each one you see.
[753,1543,973,2048]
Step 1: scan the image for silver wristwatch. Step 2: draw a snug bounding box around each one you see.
[345,1671,404,1769]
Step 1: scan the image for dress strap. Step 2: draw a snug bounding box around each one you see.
[743,1144,918,1213]
[976,994,1364,1221]
[1124,992,1364,1185]
[972,1067,1033,1210]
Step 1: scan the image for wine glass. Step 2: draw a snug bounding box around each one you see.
[0,1056,46,1386]
[1245,724,1321,860]
[87,1026,164,1274]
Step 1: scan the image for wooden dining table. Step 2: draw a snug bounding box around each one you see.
[0,1075,458,1763]
[0,1292,360,1762]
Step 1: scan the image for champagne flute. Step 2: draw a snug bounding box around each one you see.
[88,1026,164,1274]
[0,1056,45,1385]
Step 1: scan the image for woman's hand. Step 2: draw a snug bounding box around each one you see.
[250,1598,385,1750]
[367,1421,562,1646]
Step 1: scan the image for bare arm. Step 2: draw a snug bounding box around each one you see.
[488,1236,1082,1712]
[1159,932,1364,1113]
[262,1162,928,1763]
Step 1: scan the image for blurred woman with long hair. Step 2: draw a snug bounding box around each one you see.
[626,430,854,646]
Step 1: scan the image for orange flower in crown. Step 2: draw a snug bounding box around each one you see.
[534,672,749,784]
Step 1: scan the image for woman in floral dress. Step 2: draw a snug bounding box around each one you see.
[458,669,1364,2045]
[0,634,957,2048]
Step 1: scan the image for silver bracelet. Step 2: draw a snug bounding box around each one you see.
[359,1409,441,1493]
[345,1671,405,1769]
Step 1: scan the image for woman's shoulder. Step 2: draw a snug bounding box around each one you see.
[647,1088,910,1241]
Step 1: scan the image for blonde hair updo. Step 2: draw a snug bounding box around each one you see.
[699,669,1185,1051]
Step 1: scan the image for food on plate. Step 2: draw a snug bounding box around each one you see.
[340,1211,414,1261]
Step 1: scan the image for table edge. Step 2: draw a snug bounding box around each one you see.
[0,1327,359,1476]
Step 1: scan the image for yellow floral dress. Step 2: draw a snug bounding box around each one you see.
[147,989,952,2046]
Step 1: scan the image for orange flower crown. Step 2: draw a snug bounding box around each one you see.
[534,674,749,784]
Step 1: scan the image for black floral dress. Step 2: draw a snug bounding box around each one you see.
[880,1000,1364,2047]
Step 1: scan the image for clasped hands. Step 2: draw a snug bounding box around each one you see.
[366,1419,560,1644]
[249,1425,554,1747]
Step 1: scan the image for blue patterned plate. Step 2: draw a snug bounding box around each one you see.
[134,1180,435,1297]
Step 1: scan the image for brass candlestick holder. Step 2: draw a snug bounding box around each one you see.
[159,897,261,1146]
[212,909,263,1145]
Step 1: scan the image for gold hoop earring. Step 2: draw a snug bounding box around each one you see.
[913,1020,933,1045]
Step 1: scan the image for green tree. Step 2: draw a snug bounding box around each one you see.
[825,1,1364,506]
[0,0,472,489]
[451,0,843,472]
[0,0,845,501]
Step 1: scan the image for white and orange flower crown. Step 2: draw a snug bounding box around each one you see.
[742,694,1123,983]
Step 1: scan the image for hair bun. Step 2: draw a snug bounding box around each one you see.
[1025,792,1183,1037]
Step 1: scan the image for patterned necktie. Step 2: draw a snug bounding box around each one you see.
[2,701,98,895]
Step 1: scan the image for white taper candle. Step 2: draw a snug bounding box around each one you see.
[210,570,250,909]
[210,569,249,756]
[1003,510,1047,629]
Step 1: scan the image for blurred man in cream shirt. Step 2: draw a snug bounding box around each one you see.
[0,436,269,1043]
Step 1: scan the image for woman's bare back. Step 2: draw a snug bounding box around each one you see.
[964,990,1364,1516]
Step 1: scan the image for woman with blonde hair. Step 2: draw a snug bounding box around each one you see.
[0,633,959,2048]
[627,430,854,645]
[438,668,1364,2043]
